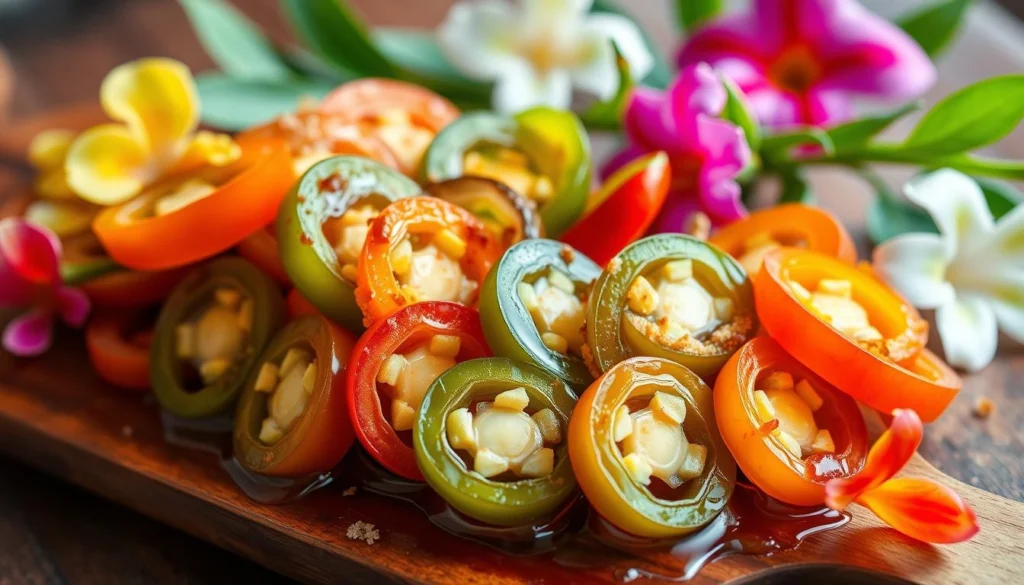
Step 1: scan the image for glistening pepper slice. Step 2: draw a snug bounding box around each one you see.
[424,176,542,248]
[347,301,491,480]
[277,156,420,331]
[561,152,671,267]
[754,248,957,421]
[422,109,591,237]
[415,357,578,526]
[569,357,736,538]
[585,234,757,380]
[151,258,285,418]
[715,337,868,506]
[92,135,294,271]
[233,315,357,477]
[320,79,460,175]
[709,204,858,274]
[86,309,156,391]
[479,239,600,391]
[356,196,503,326]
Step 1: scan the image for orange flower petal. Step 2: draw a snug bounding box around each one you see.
[825,408,922,510]
[856,478,979,544]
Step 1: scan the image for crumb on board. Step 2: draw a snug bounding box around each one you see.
[346,521,379,545]
[342,486,358,496]
[121,425,134,437]
[973,397,994,419]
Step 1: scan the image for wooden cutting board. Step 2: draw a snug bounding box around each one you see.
[0,106,1022,585]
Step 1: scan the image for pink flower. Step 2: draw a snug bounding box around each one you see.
[1,218,90,356]
[677,0,936,128]
[605,62,752,227]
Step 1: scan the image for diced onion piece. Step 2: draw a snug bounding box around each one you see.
[433,228,467,260]
[547,269,576,294]
[627,275,659,315]
[531,408,561,444]
[773,430,803,457]
[280,348,310,376]
[428,334,462,359]
[199,357,231,384]
[753,389,777,422]
[377,354,407,386]
[473,448,509,478]
[390,239,413,276]
[612,405,633,442]
[254,362,279,393]
[259,417,285,445]
[519,447,554,478]
[817,279,852,298]
[446,407,477,451]
[661,259,692,282]
[301,362,317,394]
[493,387,529,411]
[794,378,824,412]
[811,429,835,453]
[789,280,812,301]
[650,391,687,426]
[714,296,734,321]
[391,399,417,431]
[622,452,653,485]
[518,281,538,311]
[677,443,707,481]
[541,331,569,354]
[762,371,794,391]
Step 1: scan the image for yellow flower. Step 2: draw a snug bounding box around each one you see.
[65,58,240,206]
[28,129,77,200]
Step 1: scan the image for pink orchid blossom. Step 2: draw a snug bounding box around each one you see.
[605,62,752,228]
[0,217,90,356]
[677,0,936,128]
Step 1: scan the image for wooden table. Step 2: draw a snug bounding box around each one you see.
[0,1,1022,584]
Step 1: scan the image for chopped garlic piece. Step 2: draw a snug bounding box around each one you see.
[377,354,407,386]
[627,276,659,315]
[238,299,254,332]
[526,273,586,355]
[302,362,317,394]
[391,399,417,431]
[433,228,467,260]
[399,243,475,304]
[494,387,529,411]
[650,391,687,426]
[200,358,231,384]
[259,417,285,445]
[428,334,461,359]
[154,179,216,216]
[853,326,883,342]
[652,278,715,332]
[764,388,818,449]
[789,280,812,301]
[661,259,692,282]
[195,307,245,362]
[714,297,734,321]
[518,281,538,311]
[446,407,476,451]
[753,390,777,422]
[762,371,794,391]
[531,408,561,444]
[773,430,803,457]
[817,279,852,298]
[541,332,568,354]
[390,239,413,276]
[214,288,242,309]
[176,323,195,359]
[547,269,576,294]
[254,362,279,393]
[519,447,554,478]
[811,429,835,453]
[612,405,633,442]
[677,443,707,480]
[794,379,823,412]
[280,348,310,376]
[474,448,510,478]
[622,452,653,485]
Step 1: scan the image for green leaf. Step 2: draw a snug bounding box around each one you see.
[676,0,722,32]
[930,153,1024,180]
[779,170,814,204]
[720,75,762,151]
[580,42,634,130]
[591,0,671,89]
[179,0,292,80]
[195,75,337,131]
[280,0,396,78]
[760,127,835,162]
[975,177,1023,219]
[898,0,971,58]
[827,101,921,153]
[901,75,1024,156]
[279,46,355,82]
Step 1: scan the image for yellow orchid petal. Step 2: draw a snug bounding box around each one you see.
[33,168,76,200]
[28,129,77,170]
[100,58,199,155]
[174,131,242,172]
[24,200,98,238]
[65,124,153,205]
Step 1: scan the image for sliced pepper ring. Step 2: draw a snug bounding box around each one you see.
[355,196,503,325]
[414,357,578,527]
[421,108,591,238]
[568,357,736,538]
[346,301,491,480]
[715,337,868,506]
[151,257,285,419]
[754,248,955,421]
[586,234,757,380]
[276,155,420,332]
[424,176,542,247]
[479,239,600,390]
[709,204,857,274]
[93,135,294,271]
[86,309,156,391]
[233,315,358,477]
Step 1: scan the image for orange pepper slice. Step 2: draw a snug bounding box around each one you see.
[755,248,959,421]
[92,135,294,271]
[714,336,868,506]
[355,196,502,326]
[85,310,153,391]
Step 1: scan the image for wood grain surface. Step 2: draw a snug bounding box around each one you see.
[0,1,1023,584]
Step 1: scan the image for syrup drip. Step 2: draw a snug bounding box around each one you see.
[162,411,850,579]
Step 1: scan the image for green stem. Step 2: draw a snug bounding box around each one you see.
[785,143,1024,180]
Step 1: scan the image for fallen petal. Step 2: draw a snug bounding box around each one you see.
[2,310,55,357]
[856,478,979,544]
[825,408,922,510]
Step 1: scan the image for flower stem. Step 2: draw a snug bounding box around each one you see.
[785,144,1024,180]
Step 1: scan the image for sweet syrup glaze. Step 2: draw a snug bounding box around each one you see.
[161,409,851,580]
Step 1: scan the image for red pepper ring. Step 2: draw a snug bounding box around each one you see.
[561,152,671,267]
[755,248,959,422]
[346,301,491,480]
[80,267,191,308]
[86,310,154,391]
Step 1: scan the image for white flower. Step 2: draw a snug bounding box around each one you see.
[437,0,654,114]
[873,169,1024,372]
